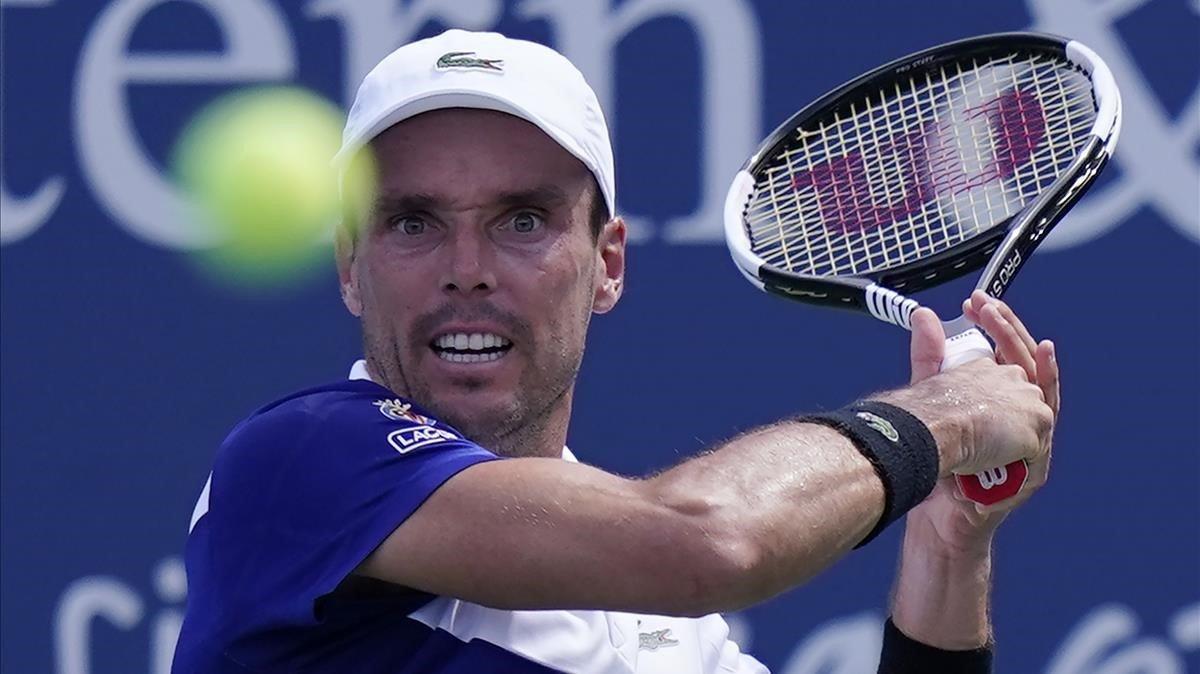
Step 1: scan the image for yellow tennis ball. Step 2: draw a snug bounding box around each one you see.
[173,86,372,286]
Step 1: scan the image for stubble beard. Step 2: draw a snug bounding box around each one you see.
[360,310,589,459]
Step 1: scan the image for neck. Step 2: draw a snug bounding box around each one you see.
[478,386,574,459]
[364,359,572,459]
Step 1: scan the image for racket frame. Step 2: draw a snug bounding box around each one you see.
[724,32,1121,323]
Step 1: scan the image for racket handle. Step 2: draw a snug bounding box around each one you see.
[940,325,1030,506]
[941,326,993,369]
[956,461,1029,506]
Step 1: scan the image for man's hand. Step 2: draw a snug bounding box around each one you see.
[876,302,1056,494]
[888,291,1060,650]
[908,291,1060,551]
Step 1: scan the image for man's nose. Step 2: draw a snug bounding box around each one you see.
[439,226,497,295]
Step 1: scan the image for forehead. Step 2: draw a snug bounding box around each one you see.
[368,109,593,203]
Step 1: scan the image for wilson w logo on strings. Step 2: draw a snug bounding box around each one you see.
[791,88,1048,235]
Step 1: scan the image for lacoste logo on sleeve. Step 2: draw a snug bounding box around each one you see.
[387,426,458,454]
[373,398,434,426]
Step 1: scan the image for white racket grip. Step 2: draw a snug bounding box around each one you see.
[940,326,994,371]
[939,323,1029,506]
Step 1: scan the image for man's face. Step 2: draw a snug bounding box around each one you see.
[338,109,624,450]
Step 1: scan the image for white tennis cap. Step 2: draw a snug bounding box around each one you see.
[335,29,616,216]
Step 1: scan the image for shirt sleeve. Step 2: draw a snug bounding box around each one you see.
[206,388,501,630]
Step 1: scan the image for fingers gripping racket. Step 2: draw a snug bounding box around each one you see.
[724,33,1121,506]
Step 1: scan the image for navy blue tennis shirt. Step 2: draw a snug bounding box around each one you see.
[173,377,516,672]
[174,363,767,673]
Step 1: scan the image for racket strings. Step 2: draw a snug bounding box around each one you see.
[746,52,1096,277]
[753,65,1088,273]
[752,62,1090,275]
[753,57,1091,220]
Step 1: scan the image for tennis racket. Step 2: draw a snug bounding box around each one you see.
[723,32,1121,506]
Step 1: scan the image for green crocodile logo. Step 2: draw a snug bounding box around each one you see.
[436,51,504,72]
[856,411,899,442]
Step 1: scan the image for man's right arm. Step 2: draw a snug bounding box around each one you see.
[357,359,1051,617]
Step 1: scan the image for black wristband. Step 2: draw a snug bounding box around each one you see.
[795,401,938,547]
[878,617,993,673]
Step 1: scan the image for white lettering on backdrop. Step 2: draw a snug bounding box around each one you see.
[4,0,1191,248]
[0,0,65,244]
[54,558,185,674]
[76,0,295,249]
[1028,0,1200,248]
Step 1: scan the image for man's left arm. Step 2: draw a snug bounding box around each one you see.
[885,292,1061,664]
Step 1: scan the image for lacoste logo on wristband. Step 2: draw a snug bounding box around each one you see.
[855,411,900,442]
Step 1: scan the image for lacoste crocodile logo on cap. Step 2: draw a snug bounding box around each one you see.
[435,51,504,72]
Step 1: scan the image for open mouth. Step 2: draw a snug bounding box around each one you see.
[430,332,513,363]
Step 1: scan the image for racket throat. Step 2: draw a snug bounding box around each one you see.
[864,283,920,329]
[941,317,994,370]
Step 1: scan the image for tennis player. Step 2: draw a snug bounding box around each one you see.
[173,29,1059,674]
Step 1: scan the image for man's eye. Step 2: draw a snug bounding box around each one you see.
[393,217,427,235]
[509,212,543,233]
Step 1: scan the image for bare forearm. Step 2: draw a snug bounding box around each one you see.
[642,376,978,612]
[890,522,993,649]
[362,360,1042,617]
[646,421,886,609]
[364,418,899,617]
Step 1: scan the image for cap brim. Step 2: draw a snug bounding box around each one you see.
[334,91,576,167]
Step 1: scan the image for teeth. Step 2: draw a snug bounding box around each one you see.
[434,332,512,351]
[437,350,505,363]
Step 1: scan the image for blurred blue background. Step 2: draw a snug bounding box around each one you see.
[2,1,1197,672]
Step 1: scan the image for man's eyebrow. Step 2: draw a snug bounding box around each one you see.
[493,185,570,209]
[373,186,570,214]
[373,193,440,214]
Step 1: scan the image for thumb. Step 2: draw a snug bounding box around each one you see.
[910,307,945,383]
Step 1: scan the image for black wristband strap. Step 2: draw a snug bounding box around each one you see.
[795,400,938,547]
[878,617,993,673]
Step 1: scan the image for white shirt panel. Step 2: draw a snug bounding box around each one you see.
[408,599,767,674]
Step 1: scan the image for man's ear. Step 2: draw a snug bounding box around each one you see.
[593,216,627,314]
[335,224,363,317]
